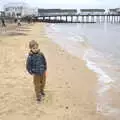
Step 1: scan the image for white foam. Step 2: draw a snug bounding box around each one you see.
[73,36,85,42]
[83,49,116,116]
[50,23,55,27]
[83,49,113,94]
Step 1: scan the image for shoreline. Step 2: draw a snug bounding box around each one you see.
[0,23,107,120]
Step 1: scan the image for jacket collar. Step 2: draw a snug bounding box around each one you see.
[29,49,40,55]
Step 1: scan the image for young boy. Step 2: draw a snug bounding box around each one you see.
[26,40,47,102]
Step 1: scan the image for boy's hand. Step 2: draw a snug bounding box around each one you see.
[29,71,33,75]
[45,71,47,76]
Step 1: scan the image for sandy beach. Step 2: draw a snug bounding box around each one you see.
[0,23,108,120]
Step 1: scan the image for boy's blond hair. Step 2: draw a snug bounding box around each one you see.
[29,40,39,49]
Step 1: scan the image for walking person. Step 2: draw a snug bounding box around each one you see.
[26,40,47,102]
[1,18,6,33]
[1,18,6,27]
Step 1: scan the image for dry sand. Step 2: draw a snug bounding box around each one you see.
[0,23,108,120]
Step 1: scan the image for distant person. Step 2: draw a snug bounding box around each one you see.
[26,40,47,102]
[17,19,21,26]
[27,17,31,24]
[14,18,17,23]
[1,18,6,27]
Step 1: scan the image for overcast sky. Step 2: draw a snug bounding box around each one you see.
[0,0,120,10]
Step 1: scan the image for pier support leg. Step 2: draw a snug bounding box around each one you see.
[97,16,99,23]
[119,16,120,23]
[66,16,68,22]
[60,16,62,21]
[43,17,45,21]
[49,16,50,21]
[71,16,73,23]
[82,16,84,23]
[55,16,57,20]
[112,16,113,23]
[91,16,94,23]
[113,16,115,23]
[106,16,108,23]
[76,16,79,23]
[117,16,119,23]
[86,16,89,22]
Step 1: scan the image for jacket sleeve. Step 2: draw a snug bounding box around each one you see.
[26,55,32,74]
[41,53,47,71]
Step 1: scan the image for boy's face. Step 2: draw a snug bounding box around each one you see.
[31,45,39,53]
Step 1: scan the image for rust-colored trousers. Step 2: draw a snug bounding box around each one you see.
[33,73,46,99]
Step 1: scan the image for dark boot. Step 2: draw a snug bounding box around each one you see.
[41,91,45,96]
[36,95,41,102]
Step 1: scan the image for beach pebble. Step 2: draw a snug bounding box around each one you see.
[65,106,69,109]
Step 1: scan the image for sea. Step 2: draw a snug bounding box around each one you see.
[45,21,120,119]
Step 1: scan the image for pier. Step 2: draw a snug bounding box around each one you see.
[35,14,120,23]
[35,8,120,23]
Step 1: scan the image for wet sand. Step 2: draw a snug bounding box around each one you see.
[0,23,107,120]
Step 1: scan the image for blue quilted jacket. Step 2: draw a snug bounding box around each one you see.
[26,50,47,75]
